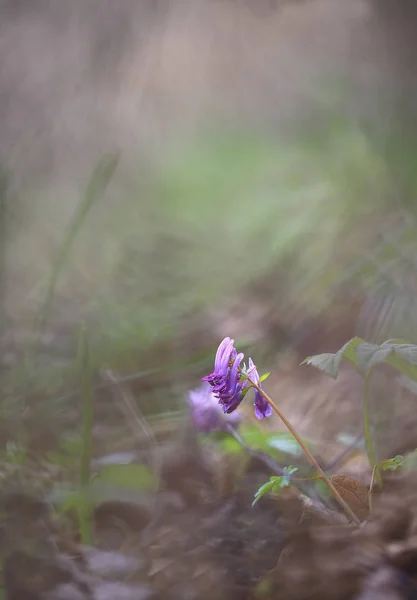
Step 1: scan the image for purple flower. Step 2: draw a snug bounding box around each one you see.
[247,358,272,420]
[202,337,246,413]
[202,337,235,389]
[202,338,272,420]
[188,383,242,433]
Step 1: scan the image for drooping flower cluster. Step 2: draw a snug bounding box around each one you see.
[202,337,271,420]
[202,337,245,414]
[188,382,242,433]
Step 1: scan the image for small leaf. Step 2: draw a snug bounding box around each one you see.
[283,465,298,478]
[252,467,297,506]
[378,455,406,472]
[259,372,271,383]
[252,479,280,506]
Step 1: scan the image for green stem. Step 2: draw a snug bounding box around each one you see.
[78,324,94,544]
[246,376,360,525]
[362,369,381,486]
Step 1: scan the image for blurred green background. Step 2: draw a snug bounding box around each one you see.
[2,0,417,421]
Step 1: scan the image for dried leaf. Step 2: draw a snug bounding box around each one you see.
[330,474,370,520]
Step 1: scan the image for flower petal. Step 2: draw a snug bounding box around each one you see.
[254,391,273,419]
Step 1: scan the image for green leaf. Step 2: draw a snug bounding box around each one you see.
[301,353,341,379]
[267,434,303,456]
[252,467,297,506]
[355,342,389,373]
[240,385,252,399]
[336,337,366,369]
[239,425,311,460]
[301,337,364,378]
[259,372,271,383]
[92,464,158,493]
[302,337,417,381]
[383,342,417,381]
[51,486,93,517]
[252,479,278,506]
[403,449,417,471]
[220,436,245,456]
[377,450,417,474]
[378,455,406,471]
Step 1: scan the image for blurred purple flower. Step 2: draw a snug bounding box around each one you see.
[247,358,272,420]
[188,383,242,433]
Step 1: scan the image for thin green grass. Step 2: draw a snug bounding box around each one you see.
[35,153,119,343]
[78,323,94,545]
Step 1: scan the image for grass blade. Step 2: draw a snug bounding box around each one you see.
[78,323,94,545]
[36,153,119,339]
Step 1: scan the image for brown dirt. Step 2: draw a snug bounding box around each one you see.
[4,436,417,600]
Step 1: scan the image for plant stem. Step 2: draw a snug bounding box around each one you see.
[78,324,94,544]
[362,369,381,487]
[246,376,361,525]
[368,464,378,515]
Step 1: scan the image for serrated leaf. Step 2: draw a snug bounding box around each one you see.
[301,353,341,379]
[301,337,364,378]
[259,372,271,383]
[382,338,412,346]
[335,337,365,369]
[384,343,417,381]
[355,343,390,373]
[302,337,417,381]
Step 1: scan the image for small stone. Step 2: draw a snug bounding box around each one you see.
[84,548,145,579]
